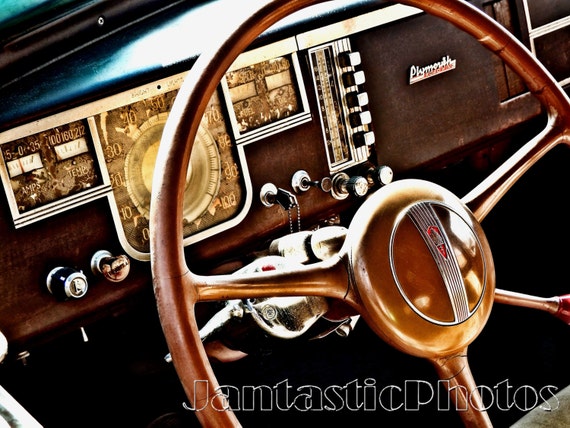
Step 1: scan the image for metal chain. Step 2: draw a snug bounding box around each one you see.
[287,203,301,234]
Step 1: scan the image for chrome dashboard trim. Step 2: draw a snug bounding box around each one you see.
[521,0,570,87]
[295,4,422,49]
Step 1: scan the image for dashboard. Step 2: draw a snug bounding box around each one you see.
[0,0,549,364]
[1,0,569,426]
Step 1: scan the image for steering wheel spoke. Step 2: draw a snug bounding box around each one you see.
[192,255,350,303]
[431,351,492,427]
[462,122,570,222]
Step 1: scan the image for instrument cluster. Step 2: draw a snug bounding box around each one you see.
[0,17,386,261]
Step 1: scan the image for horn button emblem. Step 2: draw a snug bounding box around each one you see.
[390,201,486,326]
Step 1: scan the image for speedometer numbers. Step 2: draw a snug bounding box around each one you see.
[96,89,246,259]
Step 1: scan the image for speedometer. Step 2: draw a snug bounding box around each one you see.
[96,85,247,260]
[124,115,221,224]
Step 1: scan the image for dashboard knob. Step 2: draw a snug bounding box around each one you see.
[338,51,362,68]
[367,165,394,186]
[46,267,88,300]
[346,91,369,108]
[349,110,372,128]
[342,70,366,87]
[331,172,369,199]
[91,250,130,282]
[346,175,370,197]
[353,130,375,148]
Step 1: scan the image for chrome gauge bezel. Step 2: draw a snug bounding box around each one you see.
[221,37,312,146]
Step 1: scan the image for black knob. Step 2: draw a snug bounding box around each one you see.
[353,131,375,148]
[345,175,369,197]
[338,51,362,68]
[46,267,88,300]
[346,91,369,108]
[349,111,372,128]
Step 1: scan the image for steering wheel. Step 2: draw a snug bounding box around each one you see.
[150,0,570,426]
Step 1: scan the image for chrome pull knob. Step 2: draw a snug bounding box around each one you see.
[331,172,369,199]
[367,165,394,187]
[91,250,130,283]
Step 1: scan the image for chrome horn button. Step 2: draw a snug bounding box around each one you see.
[347,179,495,358]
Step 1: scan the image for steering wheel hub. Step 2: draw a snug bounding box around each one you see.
[392,200,487,326]
[347,179,495,358]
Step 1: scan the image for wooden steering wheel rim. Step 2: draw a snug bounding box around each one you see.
[150,1,570,426]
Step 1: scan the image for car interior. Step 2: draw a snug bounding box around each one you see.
[0,0,569,427]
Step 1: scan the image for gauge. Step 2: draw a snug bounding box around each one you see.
[221,49,312,145]
[54,137,89,161]
[0,119,103,223]
[6,152,43,178]
[124,114,221,223]
[97,88,246,259]
[225,55,302,134]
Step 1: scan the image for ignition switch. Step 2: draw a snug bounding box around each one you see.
[46,267,88,300]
